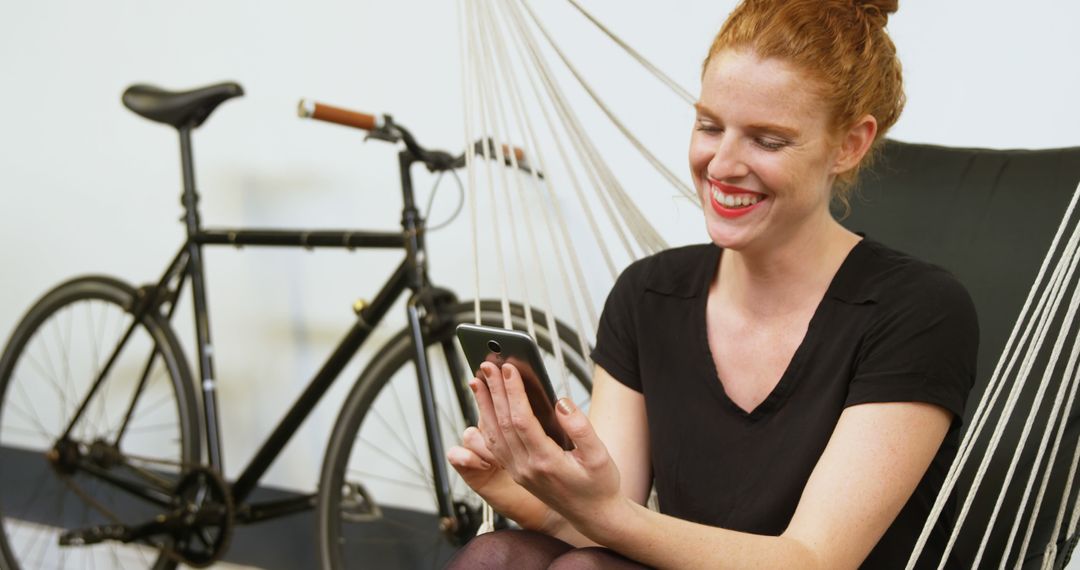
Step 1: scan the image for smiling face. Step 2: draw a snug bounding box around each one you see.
[690,49,846,254]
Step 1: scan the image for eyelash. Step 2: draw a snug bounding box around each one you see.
[695,122,789,152]
[755,138,788,151]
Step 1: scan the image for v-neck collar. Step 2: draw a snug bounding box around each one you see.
[695,238,871,420]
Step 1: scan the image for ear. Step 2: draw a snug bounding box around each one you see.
[832,114,878,174]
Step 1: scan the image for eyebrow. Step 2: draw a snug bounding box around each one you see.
[693,102,801,140]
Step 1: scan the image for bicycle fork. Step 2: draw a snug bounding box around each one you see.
[406,300,461,535]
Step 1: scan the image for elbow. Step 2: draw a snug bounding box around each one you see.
[774,535,842,570]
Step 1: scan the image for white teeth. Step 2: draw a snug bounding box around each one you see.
[712,186,762,209]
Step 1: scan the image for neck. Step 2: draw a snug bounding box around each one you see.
[716,215,860,319]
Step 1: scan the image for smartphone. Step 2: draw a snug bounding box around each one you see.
[455,323,573,450]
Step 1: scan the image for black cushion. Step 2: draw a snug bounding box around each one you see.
[844,140,1080,568]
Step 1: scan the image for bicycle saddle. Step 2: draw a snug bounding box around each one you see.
[122,81,244,129]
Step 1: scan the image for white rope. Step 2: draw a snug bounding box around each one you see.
[510,0,669,257]
[501,0,622,279]
[495,0,603,332]
[1042,543,1056,570]
[563,0,696,105]
[478,0,580,394]
[934,218,1080,568]
[912,224,1074,567]
[474,0,538,339]
[907,181,1080,568]
[1062,443,1080,542]
[945,186,1080,497]
[462,0,484,328]
[1005,183,1080,563]
[472,29,515,329]
[1028,185,1080,567]
[516,0,677,255]
[520,0,698,208]
[1048,445,1080,564]
[505,0,637,268]
[488,1,596,369]
[460,0,495,535]
[970,226,1080,567]
[1011,337,1080,568]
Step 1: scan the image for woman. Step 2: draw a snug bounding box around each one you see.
[447,0,977,568]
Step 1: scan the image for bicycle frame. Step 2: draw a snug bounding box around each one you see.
[63,124,476,532]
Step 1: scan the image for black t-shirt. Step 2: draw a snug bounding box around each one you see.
[590,238,978,569]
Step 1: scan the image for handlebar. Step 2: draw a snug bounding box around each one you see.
[298,98,538,177]
[298,99,382,131]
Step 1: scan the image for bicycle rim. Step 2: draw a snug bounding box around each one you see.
[0,276,198,570]
[318,302,591,569]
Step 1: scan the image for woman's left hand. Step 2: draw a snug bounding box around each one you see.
[472,360,626,530]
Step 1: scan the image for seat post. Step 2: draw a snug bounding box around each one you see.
[176,124,226,471]
[177,126,202,236]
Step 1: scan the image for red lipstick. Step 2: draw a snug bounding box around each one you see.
[709,182,766,219]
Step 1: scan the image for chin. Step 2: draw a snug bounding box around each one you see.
[704,222,752,251]
[700,203,766,252]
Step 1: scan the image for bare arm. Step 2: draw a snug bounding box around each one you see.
[572,401,952,569]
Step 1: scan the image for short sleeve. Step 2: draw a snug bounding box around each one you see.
[590,261,646,392]
[845,268,979,422]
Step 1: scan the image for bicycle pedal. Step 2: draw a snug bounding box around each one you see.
[341,482,382,523]
[59,523,129,546]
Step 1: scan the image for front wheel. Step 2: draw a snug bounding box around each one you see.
[317,300,592,569]
[0,276,201,570]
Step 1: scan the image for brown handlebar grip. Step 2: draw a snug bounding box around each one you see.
[501,144,526,163]
[298,99,382,131]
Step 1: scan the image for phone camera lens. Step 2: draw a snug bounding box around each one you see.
[487,340,502,353]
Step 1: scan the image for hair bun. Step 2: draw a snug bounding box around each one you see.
[853,0,898,26]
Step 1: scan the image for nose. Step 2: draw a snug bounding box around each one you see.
[706,135,750,182]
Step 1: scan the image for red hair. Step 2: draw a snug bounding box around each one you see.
[704,0,905,199]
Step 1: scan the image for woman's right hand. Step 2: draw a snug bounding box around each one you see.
[446,381,556,532]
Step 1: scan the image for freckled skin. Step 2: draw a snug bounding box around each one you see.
[690,49,844,257]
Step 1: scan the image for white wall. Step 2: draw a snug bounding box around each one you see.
[1,0,1078,554]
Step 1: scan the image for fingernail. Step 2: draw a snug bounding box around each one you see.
[468,378,479,393]
[557,398,575,415]
[502,365,511,380]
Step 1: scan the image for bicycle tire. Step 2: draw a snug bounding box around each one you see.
[317,300,592,570]
[0,276,201,570]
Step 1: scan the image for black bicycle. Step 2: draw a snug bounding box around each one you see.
[0,81,591,569]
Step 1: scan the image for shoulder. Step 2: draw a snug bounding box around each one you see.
[613,243,720,299]
[839,239,974,312]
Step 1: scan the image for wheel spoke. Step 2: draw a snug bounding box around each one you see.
[345,468,434,492]
[0,282,194,570]
[7,382,53,440]
[387,372,432,479]
[353,433,432,483]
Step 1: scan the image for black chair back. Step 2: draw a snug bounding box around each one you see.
[845,140,1080,568]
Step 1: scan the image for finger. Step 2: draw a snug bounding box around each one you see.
[463,426,499,465]
[555,398,610,468]
[446,444,493,472]
[471,376,498,433]
[470,375,508,460]
[480,362,530,458]
[500,362,563,454]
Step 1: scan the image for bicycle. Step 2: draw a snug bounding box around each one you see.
[0,80,592,569]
